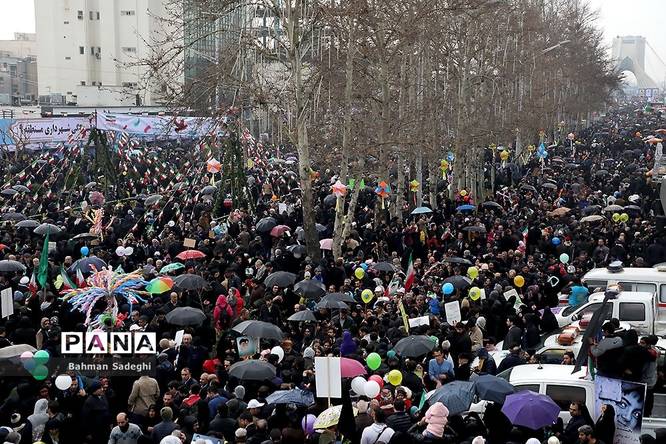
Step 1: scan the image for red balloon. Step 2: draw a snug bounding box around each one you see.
[369,375,384,390]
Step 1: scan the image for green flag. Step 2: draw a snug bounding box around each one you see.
[37,232,49,288]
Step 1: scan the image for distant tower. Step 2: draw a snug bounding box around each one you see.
[612,36,659,90]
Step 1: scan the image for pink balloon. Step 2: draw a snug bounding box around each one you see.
[369,374,384,390]
[20,351,33,360]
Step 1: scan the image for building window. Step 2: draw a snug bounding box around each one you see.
[79,46,84,55]
[89,11,94,20]
[77,10,83,20]
[64,21,69,24]
[121,82,138,88]
[121,10,136,16]
[121,47,137,53]
[65,57,71,60]
[96,12,100,20]
[80,81,86,86]
[91,47,95,55]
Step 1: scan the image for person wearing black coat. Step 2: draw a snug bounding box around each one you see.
[80,382,112,444]
[502,317,522,350]
[595,403,616,444]
[540,306,559,333]
[207,403,237,443]
[561,402,593,444]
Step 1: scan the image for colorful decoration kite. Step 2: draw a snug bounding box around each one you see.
[62,269,149,327]
[375,181,391,209]
[331,180,347,211]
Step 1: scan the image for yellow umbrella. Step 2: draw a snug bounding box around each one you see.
[313,405,358,429]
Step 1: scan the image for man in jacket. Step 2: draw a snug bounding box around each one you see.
[127,374,160,420]
[385,399,413,433]
[151,407,178,444]
[502,316,522,350]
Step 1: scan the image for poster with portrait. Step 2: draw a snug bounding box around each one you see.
[236,336,256,358]
[594,375,646,444]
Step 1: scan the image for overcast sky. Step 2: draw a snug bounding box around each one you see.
[0,0,664,80]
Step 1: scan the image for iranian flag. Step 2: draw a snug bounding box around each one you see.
[27,272,38,295]
[404,253,416,291]
[59,266,77,291]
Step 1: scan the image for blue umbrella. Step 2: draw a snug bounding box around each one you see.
[472,374,515,403]
[456,205,476,212]
[501,391,559,430]
[266,388,315,406]
[427,380,475,415]
[411,206,433,215]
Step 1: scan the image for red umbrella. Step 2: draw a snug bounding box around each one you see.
[0,244,7,251]
[270,225,291,237]
[340,357,366,378]
[176,250,206,260]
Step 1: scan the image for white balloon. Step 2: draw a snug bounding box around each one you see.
[123,246,134,256]
[351,376,366,396]
[364,380,380,398]
[115,246,125,257]
[270,346,285,363]
[55,374,73,391]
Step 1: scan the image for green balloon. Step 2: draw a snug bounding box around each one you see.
[32,364,49,381]
[366,352,381,370]
[430,335,439,345]
[34,350,50,365]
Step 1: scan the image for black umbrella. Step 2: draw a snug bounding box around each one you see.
[519,184,537,193]
[625,164,638,172]
[287,309,317,322]
[0,188,17,197]
[287,244,307,257]
[145,194,163,206]
[541,183,557,190]
[1,212,26,221]
[443,275,472,289]
[473,374,515,403]
[228,360,276,381]
[233,320,284,340]
[595,170,609,176]
[565,163,579,169]
[70,233,99,242]
[165,307,207,326]
[68,256,107,274]
[624,205,641,212]
[256,217,277,233]
[323,194,337,207]
[173,274,208,290]
[463,226,486,233]
[34,223,62,236]
[323,292,356,303]
[264,271,297,288]
[201,185,217,195]
[441,257,473,266]
[294,279,326,298]
[581,205,601,215]
[315,299,349,310]
[480,201,503,210]
[372,262,395,273]
[0,260,26,273]
[15,219,39,229]
[393,335,436,357]
[315,223,328,233]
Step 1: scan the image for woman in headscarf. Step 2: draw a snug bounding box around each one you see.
[595,403,615,444]
[339,330,357,356]
[28,399,49,442]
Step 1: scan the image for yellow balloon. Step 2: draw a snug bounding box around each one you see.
[514,275,525,288]
[467,266,479,280]
[620,213,629,223]
[361,289,374,303]
[355,268,365,280]
[500,150,510,160]
[388,369,403,386]
[612,213,621,222]
[460,189,468,197]
[469,287,481,301]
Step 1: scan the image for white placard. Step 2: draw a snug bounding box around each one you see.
[408,316,430,328]
[278,203,287,214]
[174,329,185,348]
[479,289,486,300]
[314,357,342,399]
[0,287,12,318]
[503,289,518,301]
[444,301,461,325]
[48,242,57,253]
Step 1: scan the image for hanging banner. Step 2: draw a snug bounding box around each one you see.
[0,117,90,147]
[96,112,216,139]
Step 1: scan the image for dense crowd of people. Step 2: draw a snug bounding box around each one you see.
[0,102,665,444]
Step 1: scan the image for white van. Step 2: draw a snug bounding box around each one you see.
[498,364,666,436]
[554,291,666,335]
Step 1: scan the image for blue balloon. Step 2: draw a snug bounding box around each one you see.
[80,246,90,257]
[442,283,455,295]
[410,406,419,416]
[551,237,561,246]
[360,263,368,271]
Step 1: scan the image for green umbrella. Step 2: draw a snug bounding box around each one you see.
[160,262,185,274]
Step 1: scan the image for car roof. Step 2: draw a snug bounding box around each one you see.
[505,364,589,382]
[588,291,654,302]
[584,267,666,282]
